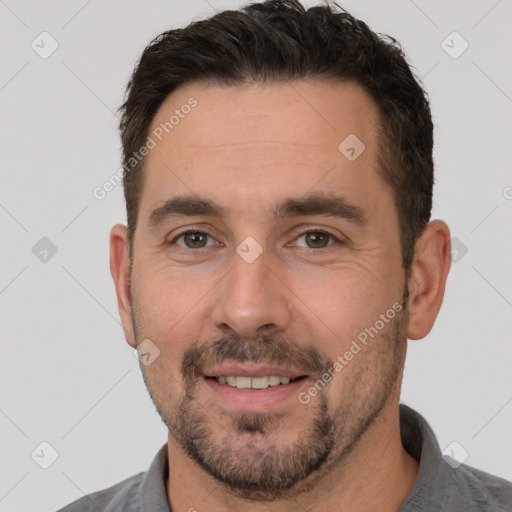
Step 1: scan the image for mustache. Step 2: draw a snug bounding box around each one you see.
[181,333,333,386]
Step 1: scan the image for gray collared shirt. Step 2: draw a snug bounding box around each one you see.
[56,404,512,511]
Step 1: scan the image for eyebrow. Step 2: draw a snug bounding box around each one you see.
[147,193,367,229]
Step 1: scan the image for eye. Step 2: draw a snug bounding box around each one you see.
[168,229,341,252]
[170,230,219,249]
[294,230,339,249]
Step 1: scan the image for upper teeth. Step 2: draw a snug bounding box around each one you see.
[216,376,293,389]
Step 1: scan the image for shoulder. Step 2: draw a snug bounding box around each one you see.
[451,462,512,511]
[399,404,512,511]
[55,472,145,512]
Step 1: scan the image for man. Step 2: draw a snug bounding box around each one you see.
[57,0,512,510]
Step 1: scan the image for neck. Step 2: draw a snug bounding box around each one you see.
[166,401,419,512]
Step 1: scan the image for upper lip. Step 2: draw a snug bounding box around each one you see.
[204,364,308,379]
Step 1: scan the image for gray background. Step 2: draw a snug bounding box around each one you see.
[0,1,511,510]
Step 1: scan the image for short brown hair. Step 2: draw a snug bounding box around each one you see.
[119,0,434,272]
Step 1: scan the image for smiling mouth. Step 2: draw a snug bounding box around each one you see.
[205,375,307,390]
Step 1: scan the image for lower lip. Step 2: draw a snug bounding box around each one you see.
[202,376,310,411]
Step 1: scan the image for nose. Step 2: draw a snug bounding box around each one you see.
[210,250,292,339]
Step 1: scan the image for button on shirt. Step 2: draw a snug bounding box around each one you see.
[56,404,512,511]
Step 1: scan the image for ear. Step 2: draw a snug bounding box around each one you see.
[110,224,136,348]
[406,220,451,340]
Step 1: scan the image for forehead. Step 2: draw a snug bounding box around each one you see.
[148,78,380,155]
[140,79,391,225]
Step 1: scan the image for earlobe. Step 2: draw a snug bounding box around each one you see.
[109,224,136,347]
[406,220,452,340]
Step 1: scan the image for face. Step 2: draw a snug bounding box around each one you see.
[126,80,409,500]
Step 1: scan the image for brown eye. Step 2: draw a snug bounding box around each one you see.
[295,230,337,249]
[304,232,330,248]
[172,231,214,249]
[184,232,208,248]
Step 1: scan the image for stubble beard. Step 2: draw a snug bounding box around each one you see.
[132,291,409,501]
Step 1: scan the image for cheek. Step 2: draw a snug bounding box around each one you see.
[133,268,212,350]
[289,269,400,361]
[289,270,374,330]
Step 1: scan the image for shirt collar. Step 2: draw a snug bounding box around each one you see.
[139,441,170,512]
[398,403,466,511]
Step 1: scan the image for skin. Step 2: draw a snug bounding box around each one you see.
[110,79,451,512]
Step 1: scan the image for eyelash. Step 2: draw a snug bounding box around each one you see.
[169,229,342,251]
